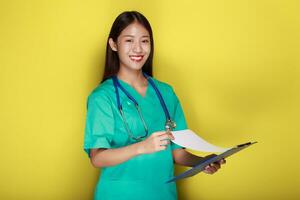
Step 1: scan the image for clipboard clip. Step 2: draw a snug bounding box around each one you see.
[237,141,257,147]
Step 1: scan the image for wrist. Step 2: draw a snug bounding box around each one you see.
[134,140,145,155]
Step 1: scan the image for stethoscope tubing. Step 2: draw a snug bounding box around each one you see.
[112,73,172,122]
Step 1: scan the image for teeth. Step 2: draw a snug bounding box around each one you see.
[130,56,143,61]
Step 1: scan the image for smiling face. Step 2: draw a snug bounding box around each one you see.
[109,21,151,73]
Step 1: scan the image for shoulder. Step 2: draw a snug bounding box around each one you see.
[150,77,180,103]
[151,77,175,94]
[87,78,115,106]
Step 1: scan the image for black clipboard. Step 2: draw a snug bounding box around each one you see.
[166,141,257,183]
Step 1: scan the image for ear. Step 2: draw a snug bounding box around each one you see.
[108,38,118,51]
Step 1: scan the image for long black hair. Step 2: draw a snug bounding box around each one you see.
[101,11,154,82]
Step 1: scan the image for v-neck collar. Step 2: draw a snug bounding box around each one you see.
[117,77,150,101]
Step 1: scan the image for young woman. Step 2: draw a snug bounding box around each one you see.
[83,11,225,200]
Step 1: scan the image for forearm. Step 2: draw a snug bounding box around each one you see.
[91,142,143,167]
[90,131,173,168]
[173,148,206,167]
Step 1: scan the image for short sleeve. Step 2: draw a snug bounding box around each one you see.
[170,88,188,150]
[83,92,115,158]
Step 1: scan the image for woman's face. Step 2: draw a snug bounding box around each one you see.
[109,22,151,72]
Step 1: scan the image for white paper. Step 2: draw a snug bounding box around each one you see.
[171,129,230,152]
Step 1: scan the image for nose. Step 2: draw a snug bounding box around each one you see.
[132,41,142,53]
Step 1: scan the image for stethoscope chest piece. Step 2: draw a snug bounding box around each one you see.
[165,119,176,131]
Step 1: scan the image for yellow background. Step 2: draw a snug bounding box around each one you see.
[1,0,299,199]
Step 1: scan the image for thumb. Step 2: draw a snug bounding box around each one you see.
[168,132,175,140]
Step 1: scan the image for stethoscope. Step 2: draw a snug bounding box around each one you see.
[112,72,176,141]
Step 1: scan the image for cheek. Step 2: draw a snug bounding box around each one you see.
[119,43,131,53]
[117,45,131,59]
[142,44,151,56]
[142,43,151,51]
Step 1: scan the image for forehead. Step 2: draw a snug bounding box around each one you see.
[119,22,150,37]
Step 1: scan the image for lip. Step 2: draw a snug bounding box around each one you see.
[129,55,144,62]
[129,55,144,57]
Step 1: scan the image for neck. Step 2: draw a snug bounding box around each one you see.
[117,68,147,87]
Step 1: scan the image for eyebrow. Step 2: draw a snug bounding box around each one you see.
[122,35,150,38]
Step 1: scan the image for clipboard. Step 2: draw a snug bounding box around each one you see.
[166,141,257,183]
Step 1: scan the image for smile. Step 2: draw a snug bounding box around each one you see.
[129,55,144,62]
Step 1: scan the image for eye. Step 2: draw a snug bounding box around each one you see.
[142,40,149,43]
[125,39,133,42]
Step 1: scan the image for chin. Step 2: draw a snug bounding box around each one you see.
[129,66,144,72]
[122,61,147,71]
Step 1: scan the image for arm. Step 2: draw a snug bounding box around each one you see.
[172,148,226,174]
[172,148,206,167]
[90,143,142,167]
[90,131,173,168]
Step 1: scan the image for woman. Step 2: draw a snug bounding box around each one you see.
[83,11,225,200]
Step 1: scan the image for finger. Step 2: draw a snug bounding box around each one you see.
[152,131,167,137]
[203,169,213,174]
[203,167,210,174]
[160,140,170,146]
[207,164,218,172]
[204,165,214,172]
[216,159,225,166]
[158,133,172,141]
[158,145,167,151]
[204,167,214,174]
[166,131,175,140]
[211,162,221,170]
[219,159,226,165]
[209,167,217,173]
[167,132,175,140]
[205,165,210,170]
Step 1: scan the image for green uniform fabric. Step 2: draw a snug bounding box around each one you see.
[83,76,187,200]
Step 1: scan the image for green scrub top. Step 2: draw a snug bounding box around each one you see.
[83,76,187,200]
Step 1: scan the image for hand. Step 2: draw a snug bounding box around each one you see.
[137,131,174,154]
[203,154,226,175]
